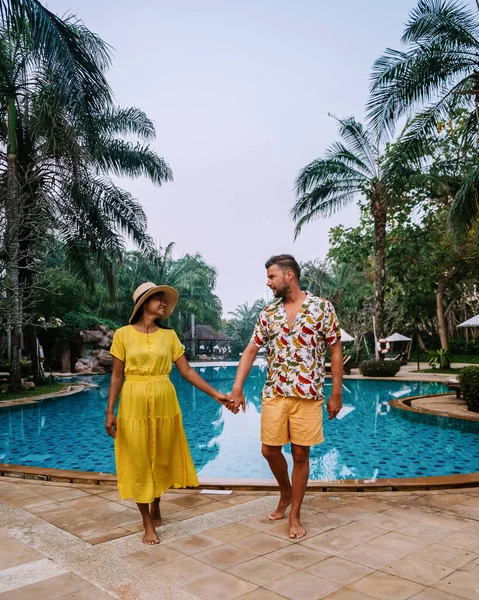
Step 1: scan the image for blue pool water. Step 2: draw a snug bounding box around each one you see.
[0,366,478,481]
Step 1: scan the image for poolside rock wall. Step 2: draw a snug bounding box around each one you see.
[74,328,115,374]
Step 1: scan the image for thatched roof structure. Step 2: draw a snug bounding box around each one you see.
[183,325,232,342]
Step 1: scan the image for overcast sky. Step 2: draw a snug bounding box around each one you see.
[46,0,461,315]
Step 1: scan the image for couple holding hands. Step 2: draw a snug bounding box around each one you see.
[106,254,343,545]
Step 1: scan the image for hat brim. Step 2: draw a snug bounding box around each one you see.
[129,285,179,324]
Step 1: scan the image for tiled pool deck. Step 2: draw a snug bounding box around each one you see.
[1,363,479,598]
[1,479,479,599]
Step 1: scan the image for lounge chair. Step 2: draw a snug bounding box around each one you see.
[325,355,351,375]
[446,380,461,399]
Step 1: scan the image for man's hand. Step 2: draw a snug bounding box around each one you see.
[229,387,246,414]
[326,393,342,420]
[105,413,117,438]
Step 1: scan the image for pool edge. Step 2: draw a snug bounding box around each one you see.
[2,464,479,492]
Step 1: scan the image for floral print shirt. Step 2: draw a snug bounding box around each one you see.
[251,292,341,400]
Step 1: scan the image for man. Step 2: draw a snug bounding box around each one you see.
[229,254,343,539]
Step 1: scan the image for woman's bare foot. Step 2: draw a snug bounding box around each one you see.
[268,494,292,521]
[150,499,162,527]
[289,515,306,539]
[142,524,160,545]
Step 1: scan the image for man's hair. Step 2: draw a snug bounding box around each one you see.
[265,254,301,280]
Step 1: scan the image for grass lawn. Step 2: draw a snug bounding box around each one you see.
[450,355,479,365]
[0,382,68,402]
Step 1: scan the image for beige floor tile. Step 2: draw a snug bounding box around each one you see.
[148,556,220,587]
[340,542,410,569]
[346,498,396,513]
[395,522,451,543]
[368,532,427,554]
[422,513,474,531]
[413,494,467,510]
[434,569,479,600]
[203,524,255,543]
[323,590,378,600]
[238,515,285,534]
[236,589,287,600]
[83,527,132,545]
[462,497,479,508]
[300,530,362,555]
[407,588,466,600]
[408,543,477,570]
[306,556,373,585]
[165,534,223,555]
[181,571,257,599]
[196,544,257,570]
[361,514,413,532]
[265,572,341,600]
[3,573,92,600]
[0,538,43,569]
[167,494,213,509]
[301,513,351,533]
[445,504,479,521]
[233,532,291,555]
[122,545,185,570]
[382,506,435,523]
[441,530,479,553]
[462,556,479,573]
[59,588,115,599]
[326,506,374,522]
[351,572,424,600]
[266,545,329,569]
[382,556,455,586]
[228,556,296,586]
[304,497,351,511]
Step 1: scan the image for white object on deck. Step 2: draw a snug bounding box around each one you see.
[200,489,233,495]
[340,329,354,342]
[458,315,479,328]
[385,332,412,342]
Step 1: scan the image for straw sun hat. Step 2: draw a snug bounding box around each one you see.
[129,282,179,324]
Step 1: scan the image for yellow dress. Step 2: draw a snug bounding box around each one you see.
[110,325,199,503]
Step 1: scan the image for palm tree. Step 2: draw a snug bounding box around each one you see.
[367,0,479,235]
[0,4,112,390]
[292,117,408,340]
[226,300,266,354]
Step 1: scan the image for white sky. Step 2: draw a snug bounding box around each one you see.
[46,0,468,315]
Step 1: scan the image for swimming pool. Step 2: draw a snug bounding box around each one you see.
[0,366,477,481]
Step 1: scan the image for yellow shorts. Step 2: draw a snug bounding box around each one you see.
[261,396,324,447]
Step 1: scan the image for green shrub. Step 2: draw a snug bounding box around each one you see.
[457,366,479,412]
[449,339,479,356]
[427,348,452,369]
[359,359,401,377]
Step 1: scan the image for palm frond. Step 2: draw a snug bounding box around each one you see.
[403,0,479,48]
[94,106,156,141]
[91,138,173,185]
[449,164,479,234]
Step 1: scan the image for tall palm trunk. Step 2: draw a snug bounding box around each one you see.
[6,95,22,391]
[436,266,458,351]
[371,188,387,342]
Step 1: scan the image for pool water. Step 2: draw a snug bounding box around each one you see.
[1,366,478,481]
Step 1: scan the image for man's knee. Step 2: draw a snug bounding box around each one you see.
[291,444,310,464]
[262,444,282,461]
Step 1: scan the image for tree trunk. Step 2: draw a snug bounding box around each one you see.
[6,96,22,392]
[436,266,458,351]
[371,189,388,344]
[417,333,427,351]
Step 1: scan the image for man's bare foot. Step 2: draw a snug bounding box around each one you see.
[268,494,292,521]
[142,524,160,545]
[289,515,306,539]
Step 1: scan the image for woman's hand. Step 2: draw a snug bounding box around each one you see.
[105,413,117,438]
[213,392,234,411]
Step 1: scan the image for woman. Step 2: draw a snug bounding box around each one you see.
[106,282,231,545]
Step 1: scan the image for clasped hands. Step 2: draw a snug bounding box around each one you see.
[215,390,342,419]
[213,389,244,414]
